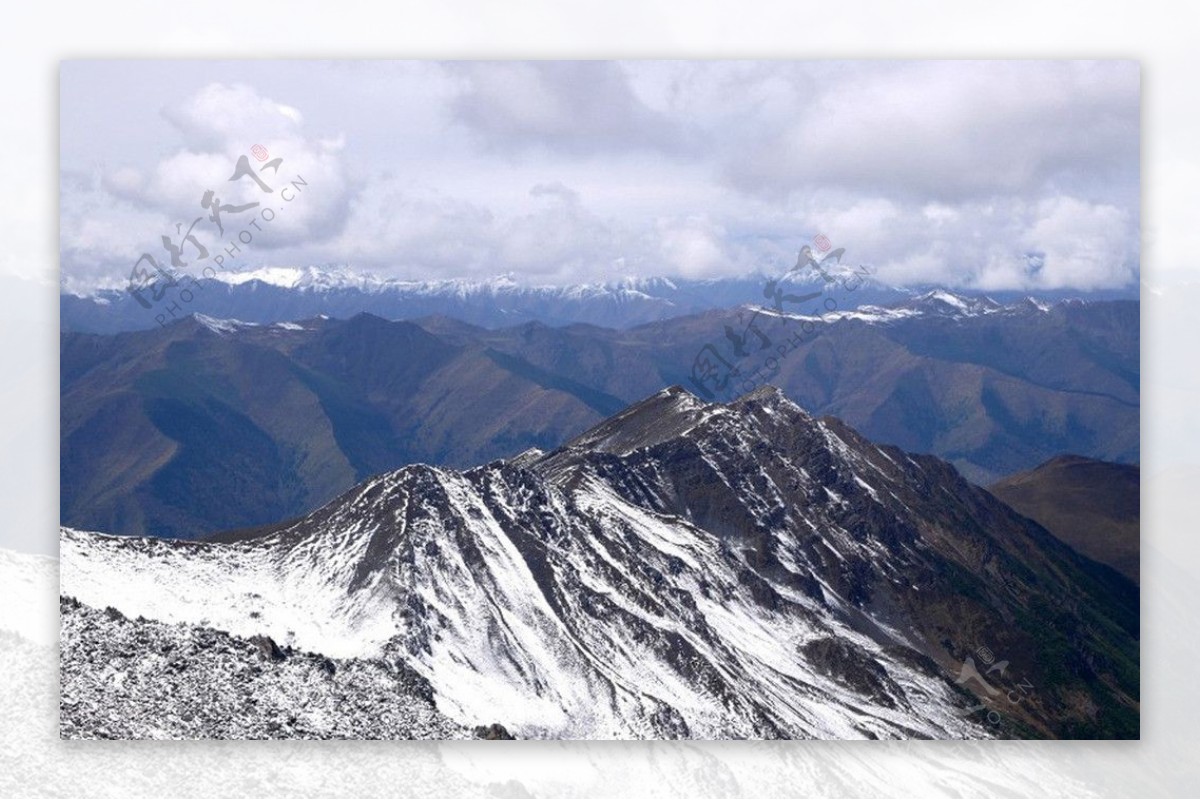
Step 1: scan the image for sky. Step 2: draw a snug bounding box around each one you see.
[59,60,1140,292]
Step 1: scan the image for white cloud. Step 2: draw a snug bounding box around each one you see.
[62,82,350,283]
[446,61,682,155]
[1018,197,1135,289]
[716,61,1139,206]
[161,83,306,149]
[60,62,1140,292]
[655,216,729,278]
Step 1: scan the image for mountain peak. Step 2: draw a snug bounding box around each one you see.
[902,290,1002,316]
[190,313,258,335]
[546,384,712,461]
[63,372,1141,739]
[657,384,698,401]
[732,383,793,409]
[730,384,816,426]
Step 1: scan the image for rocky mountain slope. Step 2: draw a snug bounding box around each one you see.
[59,597,474,740]
[61,386,1139,739]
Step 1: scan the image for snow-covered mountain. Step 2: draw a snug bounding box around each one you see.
[60,386,1139,740]
[60,267,914,333]
[755,290,1064,326]
[62,260,1138,336]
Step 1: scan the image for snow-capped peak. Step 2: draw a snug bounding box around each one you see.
[192,314,258,334]
[1021,296,1054,313]
[907,290,1004,316]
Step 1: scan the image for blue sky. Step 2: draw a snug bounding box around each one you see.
[59,60,1139,291]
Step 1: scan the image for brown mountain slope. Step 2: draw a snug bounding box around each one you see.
[989,455,1139,583]
[62,298,1138,540]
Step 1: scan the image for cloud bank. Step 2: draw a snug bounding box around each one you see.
[59,60,1139,292]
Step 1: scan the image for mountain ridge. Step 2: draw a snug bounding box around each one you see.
[62,296,1139,539]
[61,265,1138,334]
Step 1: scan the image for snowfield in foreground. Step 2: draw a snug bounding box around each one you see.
[59,597,473,740]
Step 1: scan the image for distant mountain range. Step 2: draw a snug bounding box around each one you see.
[60,265,1139,334]
[990,455,1140,583]
[61,292,1139,540]
[61,386,1139,739]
